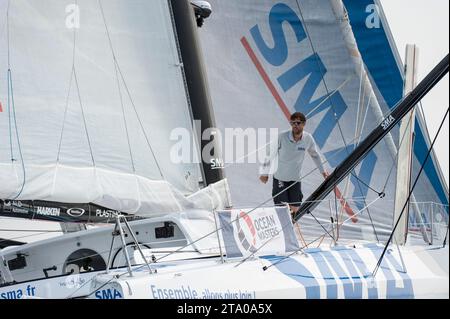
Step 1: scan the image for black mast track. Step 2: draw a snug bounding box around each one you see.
[169,0,224,186]
[295,54,449,221]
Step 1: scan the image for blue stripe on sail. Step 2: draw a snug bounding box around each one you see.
[343,0,448,207]
[414,127,449,207]
[342,0,403,108]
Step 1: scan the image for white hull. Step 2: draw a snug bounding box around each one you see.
[1,243,447,299]
[88,244,448,299]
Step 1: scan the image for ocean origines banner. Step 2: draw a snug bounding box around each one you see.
[217,206,299,258]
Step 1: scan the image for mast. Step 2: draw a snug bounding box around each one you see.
[169,0,224,186]
[393,44,428,245]
[295,54,449,221]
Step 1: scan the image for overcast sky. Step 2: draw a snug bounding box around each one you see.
[379,0,449,188]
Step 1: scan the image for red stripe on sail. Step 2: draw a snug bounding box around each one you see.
[333,187,358,223]
[241,37,291,120]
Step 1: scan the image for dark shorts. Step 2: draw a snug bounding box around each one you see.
[272,178,303,206]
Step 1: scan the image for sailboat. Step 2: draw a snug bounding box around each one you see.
[0,0,448,299]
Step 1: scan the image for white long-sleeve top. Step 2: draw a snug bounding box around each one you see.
[260,130,325,182]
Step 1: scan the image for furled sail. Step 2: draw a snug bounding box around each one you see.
[198,0,448,242]
[0,0,230,218]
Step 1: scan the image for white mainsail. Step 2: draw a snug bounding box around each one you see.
[0,0,213,216]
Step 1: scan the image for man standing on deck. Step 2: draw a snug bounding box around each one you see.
[259,112,328,214]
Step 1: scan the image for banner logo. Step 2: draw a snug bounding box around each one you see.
[218,206,299,258]
[67,208,86,217]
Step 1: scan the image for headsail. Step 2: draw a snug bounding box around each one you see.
[198,0,449,242]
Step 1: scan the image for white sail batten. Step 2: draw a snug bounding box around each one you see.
[0,0,210,215]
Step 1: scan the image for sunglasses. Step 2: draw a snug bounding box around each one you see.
[290,121,305,126]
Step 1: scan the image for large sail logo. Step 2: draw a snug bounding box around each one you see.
[241,2,378,217]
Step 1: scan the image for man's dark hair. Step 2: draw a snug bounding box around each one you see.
[290,112,306,122]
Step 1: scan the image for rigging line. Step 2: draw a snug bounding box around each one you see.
[113,55,135,173]
[98,0,134,172]
[338,195,383,226]
[334,185,339,240]
[443,221,449,248]
[295,1,373,216]
[7,70,12,160]
[344,68,381,237]
[115,58,165,179]
[295,0,352,156]
[98,0,163,179]
[8,71,26,200]
[6,0,12,160]
[167,0,196,135]
[263,232,329,272]
[57,67,74,162]
[352,92,383,241]
[349,172,382,195]
[72,68,95,166]
[0,4,7,42]
[5,9,26,202]
[305,75,354,118]
[308,210,335,241]
[57,0,78,162]
[340,65,365,217]
[6,0,10,67]
[373,106,449,277]
[349,64,383,217]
